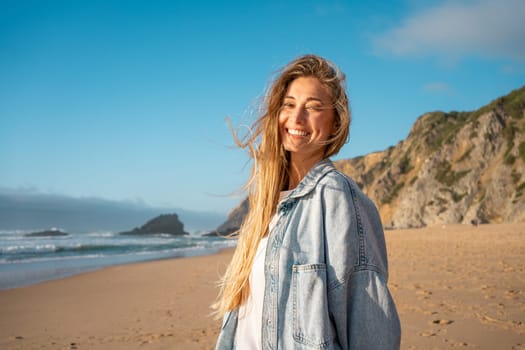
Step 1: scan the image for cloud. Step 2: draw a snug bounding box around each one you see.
[372,0,525,61]
[423,82,451,93]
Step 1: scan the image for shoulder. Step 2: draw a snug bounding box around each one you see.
[317,168,385,247]
[317,169,376,210]
[318,167,353,187]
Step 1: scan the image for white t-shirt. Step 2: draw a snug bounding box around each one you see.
[235,235,268,349]
[235,190,291,349]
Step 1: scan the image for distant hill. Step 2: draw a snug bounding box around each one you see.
[215,86,525,231]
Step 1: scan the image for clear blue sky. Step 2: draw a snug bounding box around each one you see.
[1,0,524,214]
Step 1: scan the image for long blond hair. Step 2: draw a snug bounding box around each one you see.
[213,54,350,317]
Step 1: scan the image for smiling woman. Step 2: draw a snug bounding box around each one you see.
[213,55,400,350]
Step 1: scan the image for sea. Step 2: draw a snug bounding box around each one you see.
[0,229,237,290]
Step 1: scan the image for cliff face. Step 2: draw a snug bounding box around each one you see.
[215,197,249,235]
[216,86,525,231]
[336,86,525,228]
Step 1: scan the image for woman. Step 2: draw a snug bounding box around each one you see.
[214,54,401,349]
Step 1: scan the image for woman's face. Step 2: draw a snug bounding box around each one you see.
[278,76,336,164]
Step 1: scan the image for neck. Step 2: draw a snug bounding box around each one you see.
[286,154,324,190]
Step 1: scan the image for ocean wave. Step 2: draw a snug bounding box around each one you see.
[0,240,236,265]
[0,253,105,265]
[85,231,116,238]
[2,244,57,253]
[0,231,238,266]
[0,241,198,261]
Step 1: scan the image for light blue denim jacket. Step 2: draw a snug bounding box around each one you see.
[216,159,401,349]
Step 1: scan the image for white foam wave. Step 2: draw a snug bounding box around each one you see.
[2,244,57,254]
[85,231,116,238]
[0,253,105,265]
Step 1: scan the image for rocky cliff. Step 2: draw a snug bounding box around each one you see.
[216,197,249,235]
[336,86,525,228]
[216,86,525,231]
[204,198,249,236]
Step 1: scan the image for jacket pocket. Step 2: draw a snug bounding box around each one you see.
[292,263,334,349]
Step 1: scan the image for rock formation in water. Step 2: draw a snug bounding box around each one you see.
[25,229,69,237]
[120,213,188,235]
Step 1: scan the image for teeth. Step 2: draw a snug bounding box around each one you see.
[288,129,308,136]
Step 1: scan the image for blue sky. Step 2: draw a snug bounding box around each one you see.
[1,0,524,214]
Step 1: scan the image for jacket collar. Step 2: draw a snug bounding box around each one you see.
[279,158,336,209]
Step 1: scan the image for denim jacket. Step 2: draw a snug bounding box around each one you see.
[216,159,401,349]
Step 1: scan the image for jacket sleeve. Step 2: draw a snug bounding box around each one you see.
[215,309,238,350]
[320,173,401,349]
[332,269,401,349]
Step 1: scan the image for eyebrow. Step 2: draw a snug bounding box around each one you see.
[283,96,325,103]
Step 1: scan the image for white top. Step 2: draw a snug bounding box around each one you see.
[235,190,291,349]
[235,236,268,349]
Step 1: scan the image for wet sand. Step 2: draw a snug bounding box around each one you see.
[1,223,524,349]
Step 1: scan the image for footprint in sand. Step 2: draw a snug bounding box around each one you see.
[453,342,469,347]
[419,331,437,337]
[432,319,454,325]
[416,289,433,300]
[416,289,432,295]
[505,289,519,299]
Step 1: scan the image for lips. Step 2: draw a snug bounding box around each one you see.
[287,128,310,137]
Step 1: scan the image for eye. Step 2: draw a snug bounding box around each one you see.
[305,104,323,112]
[281,102,295,110]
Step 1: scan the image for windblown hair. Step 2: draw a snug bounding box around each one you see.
[213,54,350,317]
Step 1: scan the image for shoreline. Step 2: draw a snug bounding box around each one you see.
[0,245,235,292]
[0,233,237,291]
[1,223,524,349]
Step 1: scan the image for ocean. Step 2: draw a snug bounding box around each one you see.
[0,229,237,290]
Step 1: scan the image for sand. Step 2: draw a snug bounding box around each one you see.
[388,223,525,349]
[1,223,524,349]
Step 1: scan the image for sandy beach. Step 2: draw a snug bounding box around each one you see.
[1,223,524,349]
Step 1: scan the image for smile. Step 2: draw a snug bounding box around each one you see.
[287,129,310,137]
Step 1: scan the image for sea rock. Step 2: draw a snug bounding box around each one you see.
[25,229,69,237]
[120,213,188,236]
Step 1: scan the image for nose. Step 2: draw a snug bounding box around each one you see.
[289,105,307,124]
